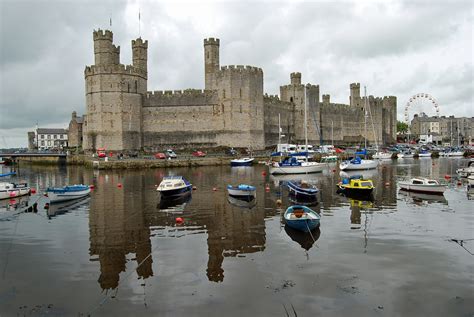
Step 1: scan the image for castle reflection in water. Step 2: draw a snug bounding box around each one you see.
[50,164,398,290]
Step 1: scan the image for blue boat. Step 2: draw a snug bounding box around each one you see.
[287,181,318,199]
[284,205,321,232]
[230,157,254,166]
[157,176,192,199]
[46,185,91,203]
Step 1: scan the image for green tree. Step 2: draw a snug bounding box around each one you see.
[397,121,408,133]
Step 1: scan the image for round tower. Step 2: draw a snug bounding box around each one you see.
[204,38,220,90]
[132,38,148,74]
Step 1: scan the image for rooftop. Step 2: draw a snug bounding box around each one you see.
[37,128,68,134]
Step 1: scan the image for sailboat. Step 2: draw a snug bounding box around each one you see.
[269,86,325,175]
[340,87,378,171]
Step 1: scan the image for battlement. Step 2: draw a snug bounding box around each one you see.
[305,83,319,90]
[218,65,263,74]
[350,83,361,89]
[264,93,281,101]
[290,72,302,85]
[132,38,148,48]
[84,64,146,78]
[146,89,216,97]
[204,38,220,46]
[93,29,113,41]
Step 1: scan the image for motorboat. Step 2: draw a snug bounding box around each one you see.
[157,176,192,199]
[399,178,446,194]
[230,157,254,167]
[269,157,325,175]
[287,180,318,200]
[397,151,415,159]
[339,156,378,171]
[337,175,374,198]
[417,150,432,158]
[0,182,30,200]
[283,205,321,232]
[373,151,392,160]
[456,159,474,178]
[46,184,91,203]
[227,184,256,201]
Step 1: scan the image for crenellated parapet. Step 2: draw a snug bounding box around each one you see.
[93,29,113,41]
[145,89,218,107]
[204,38,220,46]
[84,64,147,79]
[218,65,263,74]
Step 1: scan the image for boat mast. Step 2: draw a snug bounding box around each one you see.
[364,86,367,150]
[304,85,308,162]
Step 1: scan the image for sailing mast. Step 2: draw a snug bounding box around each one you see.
[304,85,308,162]
[364,87,368,150]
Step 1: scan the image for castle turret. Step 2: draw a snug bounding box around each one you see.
[322,94,330,105]
[350,83,361,107]
[132,38,148,74]
[204,38,220,90]
[290,72,301,85]
[93,29,120,65]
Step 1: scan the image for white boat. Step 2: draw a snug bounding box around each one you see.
[399,178,446,194]
[227,184,256,200]
[373,152,392,160]
[269,158,325,175]
[417,151,432,158]
[457,159,474,177]
[0,182,30,200]
[397,151,415,159]
[230,157,254,166]
[157,176,192,199]
[340,156,378,171]
[447,151,464,157]
[46,184,91,203]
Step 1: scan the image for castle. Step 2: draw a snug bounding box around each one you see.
[83,29,396,151]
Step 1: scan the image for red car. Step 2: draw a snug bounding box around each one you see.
[335,148,345,154]
[154,153,166,159]
[192,151,206,157]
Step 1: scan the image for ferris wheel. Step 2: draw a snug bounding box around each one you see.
[404,93,440,124]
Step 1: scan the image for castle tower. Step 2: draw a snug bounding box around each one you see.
[322,94,330,105]
[280,73,321,145]
[93,29,120,65]
[83,29,146,151]
[350,83,361,107]
[132,38,148,74]
[204,38,220,90]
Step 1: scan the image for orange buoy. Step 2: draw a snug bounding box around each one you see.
[176,217,184,224]
[117,183,123,188]
[30,188,36,194]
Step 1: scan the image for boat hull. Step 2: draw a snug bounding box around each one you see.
[269,162,324,175]
[47,188,91,203]
[373,152,392,160]
[337,186,374,199]
[230,158,254,166]
[159,185,193,199]
[287,181,318,199]
[399,183,445,194]
[0,187,30,200]
[339,159,378,171]
[227,188,256,200]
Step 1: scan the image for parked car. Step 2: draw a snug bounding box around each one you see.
[192,150,206,157]
[154,153,166,159]
[226,148,237,156]
[165,149,177,159]
[335,147,345,153]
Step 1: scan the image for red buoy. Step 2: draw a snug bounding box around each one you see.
[89,185,95,189]
[176,217,184,224]
[30,188,36,194]
[262,171,267,176]
[444,175,451,180]
[117,183,123,188]
[332,169,336,173]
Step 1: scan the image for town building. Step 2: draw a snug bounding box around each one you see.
[29,128,69,150]
[410,113,474,145]
[82,29,397,152]
[68,111,84,148]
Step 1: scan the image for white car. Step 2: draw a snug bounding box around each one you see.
[165,149,177,159]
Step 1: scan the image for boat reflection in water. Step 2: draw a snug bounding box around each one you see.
[227,195,257,209]
[398,189,448,205]
[158,192,192,211]
[0,195,30,212]
[349,199,374,230]
[288,194,318,207]
[284,225,321,251]
[46,196,91,219]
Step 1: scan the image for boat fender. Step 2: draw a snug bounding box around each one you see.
[9,192,16,198]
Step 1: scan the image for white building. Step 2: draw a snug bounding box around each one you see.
[35,128,68,150]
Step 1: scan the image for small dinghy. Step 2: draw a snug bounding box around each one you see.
[230,157,254,167]
[157,176,192,199]
[399,178,446,194]
[227,184,256,201]
[284,205,321,232]
[46,184,91,203]
[0,182,30,200]
[287,181,318,200]
[456,159,474,178]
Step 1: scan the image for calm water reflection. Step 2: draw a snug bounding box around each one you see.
[0,158,473,316]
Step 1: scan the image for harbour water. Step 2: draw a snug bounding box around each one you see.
[0,158,473,316]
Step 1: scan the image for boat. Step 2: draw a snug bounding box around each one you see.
[373,151,392,160]
[46,184,91,203]
[0,182,31,200]
[399,178,446,194]
[337,175,374,198]
[284,225,320,251]
[283,205,321,232]
[321,155,338,162]
[417,150,432,158]
[287,180,318,200]
[340,156,378,171]
[456,159,474,178]
[397,151,415,159]
[227,195,257,209]
[157,176,192,199]
[269,157,325,175]
[230,157,254,167]
[226,184,256,201]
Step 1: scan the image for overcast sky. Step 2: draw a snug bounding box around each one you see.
[0,0,472,148]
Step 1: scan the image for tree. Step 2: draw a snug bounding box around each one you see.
[397,121,408,134]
